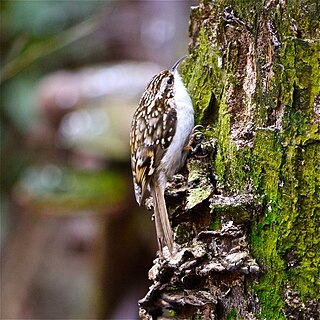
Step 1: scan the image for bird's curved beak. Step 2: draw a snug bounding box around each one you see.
[171,55,188,72]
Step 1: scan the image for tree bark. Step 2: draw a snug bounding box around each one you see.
[139,1,319,319]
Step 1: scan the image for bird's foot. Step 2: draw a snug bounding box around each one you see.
[184,125,208,158]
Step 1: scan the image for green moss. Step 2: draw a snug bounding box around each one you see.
[213,108,255,193]
[226,307,237,320]
[213,106,231,187]
[183,28,224,126]
[185,1,319,318]
[169,309,176,317]
[192,313,202,320]
[212,103,247,191]
[187,186,212,210]
[226,307,244,320]
[280,142,320,298]
[209,215,222,230]
[253,273,287,320]
[251,36,320,315]
[251,134,319,316]
[186,157,214,210]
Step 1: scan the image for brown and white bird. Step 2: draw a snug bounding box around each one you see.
[130,56,194,255]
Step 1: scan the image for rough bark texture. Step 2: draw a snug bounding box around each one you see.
[139,1,319,319]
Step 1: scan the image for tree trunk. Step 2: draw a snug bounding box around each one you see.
[139,1,319,319]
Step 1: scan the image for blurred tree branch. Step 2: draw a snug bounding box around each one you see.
[0,10,110,84]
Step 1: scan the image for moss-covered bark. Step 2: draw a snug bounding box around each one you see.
[139,1,319,319]
[185,0,319,318]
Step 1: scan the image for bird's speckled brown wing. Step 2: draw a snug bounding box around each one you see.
[130,87,177,205]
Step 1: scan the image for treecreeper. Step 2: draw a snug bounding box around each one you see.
[130,56,194,256]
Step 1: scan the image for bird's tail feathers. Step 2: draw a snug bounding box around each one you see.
[151,181,174,255]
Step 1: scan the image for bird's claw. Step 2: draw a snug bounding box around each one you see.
[190,143,208,158]
[184,125,208,158]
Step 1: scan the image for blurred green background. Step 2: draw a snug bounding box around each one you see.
[0,1,196,319]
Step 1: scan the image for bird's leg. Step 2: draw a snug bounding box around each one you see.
[183,125,208,157]
[183,125,203,151]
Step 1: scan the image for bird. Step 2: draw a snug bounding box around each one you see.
[130,56,194,255]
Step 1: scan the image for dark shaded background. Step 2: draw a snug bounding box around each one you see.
[0,1,196,319]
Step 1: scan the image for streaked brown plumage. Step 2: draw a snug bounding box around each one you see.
[130,57,194,255]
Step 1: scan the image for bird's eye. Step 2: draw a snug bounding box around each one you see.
[167,78,173,85]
